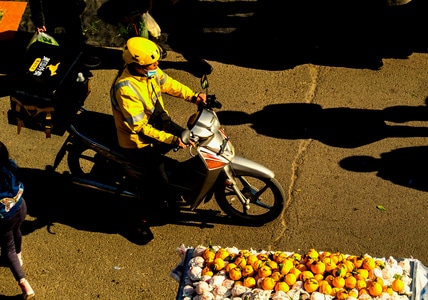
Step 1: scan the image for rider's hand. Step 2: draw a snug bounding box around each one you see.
[194,93,206,105]
[36,26,46,33]
[176,137,196,149]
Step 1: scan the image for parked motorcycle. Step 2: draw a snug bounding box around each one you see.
[52,75,285,225]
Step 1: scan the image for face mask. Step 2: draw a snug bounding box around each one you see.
[147,69,157,77]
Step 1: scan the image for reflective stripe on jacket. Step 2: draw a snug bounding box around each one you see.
[110,67,198,149]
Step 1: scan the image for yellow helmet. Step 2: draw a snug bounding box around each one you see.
[122,37,161,66]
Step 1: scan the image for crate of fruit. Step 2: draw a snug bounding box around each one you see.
[171,244,428,300]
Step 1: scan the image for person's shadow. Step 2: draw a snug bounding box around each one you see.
[340,146,428,192]
[15,165,256,246]
[217,103,428,148]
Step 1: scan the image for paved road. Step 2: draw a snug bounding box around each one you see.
[0,0,428,299]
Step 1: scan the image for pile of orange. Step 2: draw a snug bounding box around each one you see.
[200,247,407,298]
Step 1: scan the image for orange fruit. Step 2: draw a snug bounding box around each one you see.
[288,267,301,279]
[332,276,345,288]
[257,253,269,261]
[215,248,229,260]
[260,277,276,290]
[344,276,357,289]
[279,259,294,275]
[324,274,334,285]
[359,288,369,296]
[213,258,225,271]
[285,273,297,286]
[297,263,309,272]
[300,270,315,282]
[273,251,288,264]
[258,265,272,278]
[234,256,247,268]
[289,253,302,264]
[331,252,345,264]
[243,277,256,288]
[355,268,369,280]
[342,260,355,273]
[225,262,237,273]
[228,267,242,281]
[348,289,358,298]
[311,260,326,275]
[384,286,394,295]
[247,254,258,266]
[318,281,333,296]
[368,281,383,297]
[275,281,290,292]
[351,256,364,269]
[375,260,386,269]
[356,279,367,290]
[332,266,347,278]
[373,276,384,287]
[252,259,264,272]
[305,258,316,269]
[362,257,376,271]
[201,266,213,277]
[271,271,282,282]
[307,249,319,261]
[392,278,405,292]
[314,273,324,282]
[304,278,319,293]
[325,261,337,273]
[319,251,332,260]
[242,265,255,278]
[266,260,279,271]
[203,250,216,266]
[336,288,349,300]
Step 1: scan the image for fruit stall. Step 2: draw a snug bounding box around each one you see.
[170,245,428,300]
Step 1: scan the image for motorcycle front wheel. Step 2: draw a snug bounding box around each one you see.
[215,174,286,225]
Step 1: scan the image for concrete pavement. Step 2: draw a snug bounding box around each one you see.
[0,0,427,299]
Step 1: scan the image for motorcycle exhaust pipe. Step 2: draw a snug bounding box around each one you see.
[71,176,138,198]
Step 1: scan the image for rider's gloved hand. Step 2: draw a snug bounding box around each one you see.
[176,137,195,149]
[191,93,206,105]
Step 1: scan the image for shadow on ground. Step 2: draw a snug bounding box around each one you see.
[217,102,428,148]
[2,0,427,78]
[340,146,428,192]
[16,167,256,245]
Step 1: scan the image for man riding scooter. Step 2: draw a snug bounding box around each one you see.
[110,37,206,243]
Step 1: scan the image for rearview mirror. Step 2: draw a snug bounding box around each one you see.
[201,75,209,90]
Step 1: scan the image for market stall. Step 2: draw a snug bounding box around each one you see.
[171,245,428,300]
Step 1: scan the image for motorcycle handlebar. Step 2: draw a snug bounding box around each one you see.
[199,95,222,110]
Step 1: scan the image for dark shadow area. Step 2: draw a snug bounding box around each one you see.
[340,146,428,192]
[217,103,428,148]
[15,167,258,245]
[0,295,23,300]
[3,0,426,77]
[149,0,428,71]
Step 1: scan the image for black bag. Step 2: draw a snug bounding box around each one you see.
[8,34,91,137]
[148,99,171,132]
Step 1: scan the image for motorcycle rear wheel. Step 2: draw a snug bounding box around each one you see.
[67,142,121,183]
[215,174,285,225]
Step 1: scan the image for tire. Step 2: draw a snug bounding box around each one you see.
[215,174,286,225]
[67,142,119,183]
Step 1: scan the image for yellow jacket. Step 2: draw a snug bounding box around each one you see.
[111,67,198,149]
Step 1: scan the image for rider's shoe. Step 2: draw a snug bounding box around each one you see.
[121,219,154,245]
[135,219,154,244]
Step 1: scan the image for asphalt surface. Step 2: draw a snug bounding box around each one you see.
[0,0,428,299]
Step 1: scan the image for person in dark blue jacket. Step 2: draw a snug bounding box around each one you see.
[0,142,35,299]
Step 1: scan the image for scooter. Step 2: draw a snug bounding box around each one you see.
[52,75,285,225]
